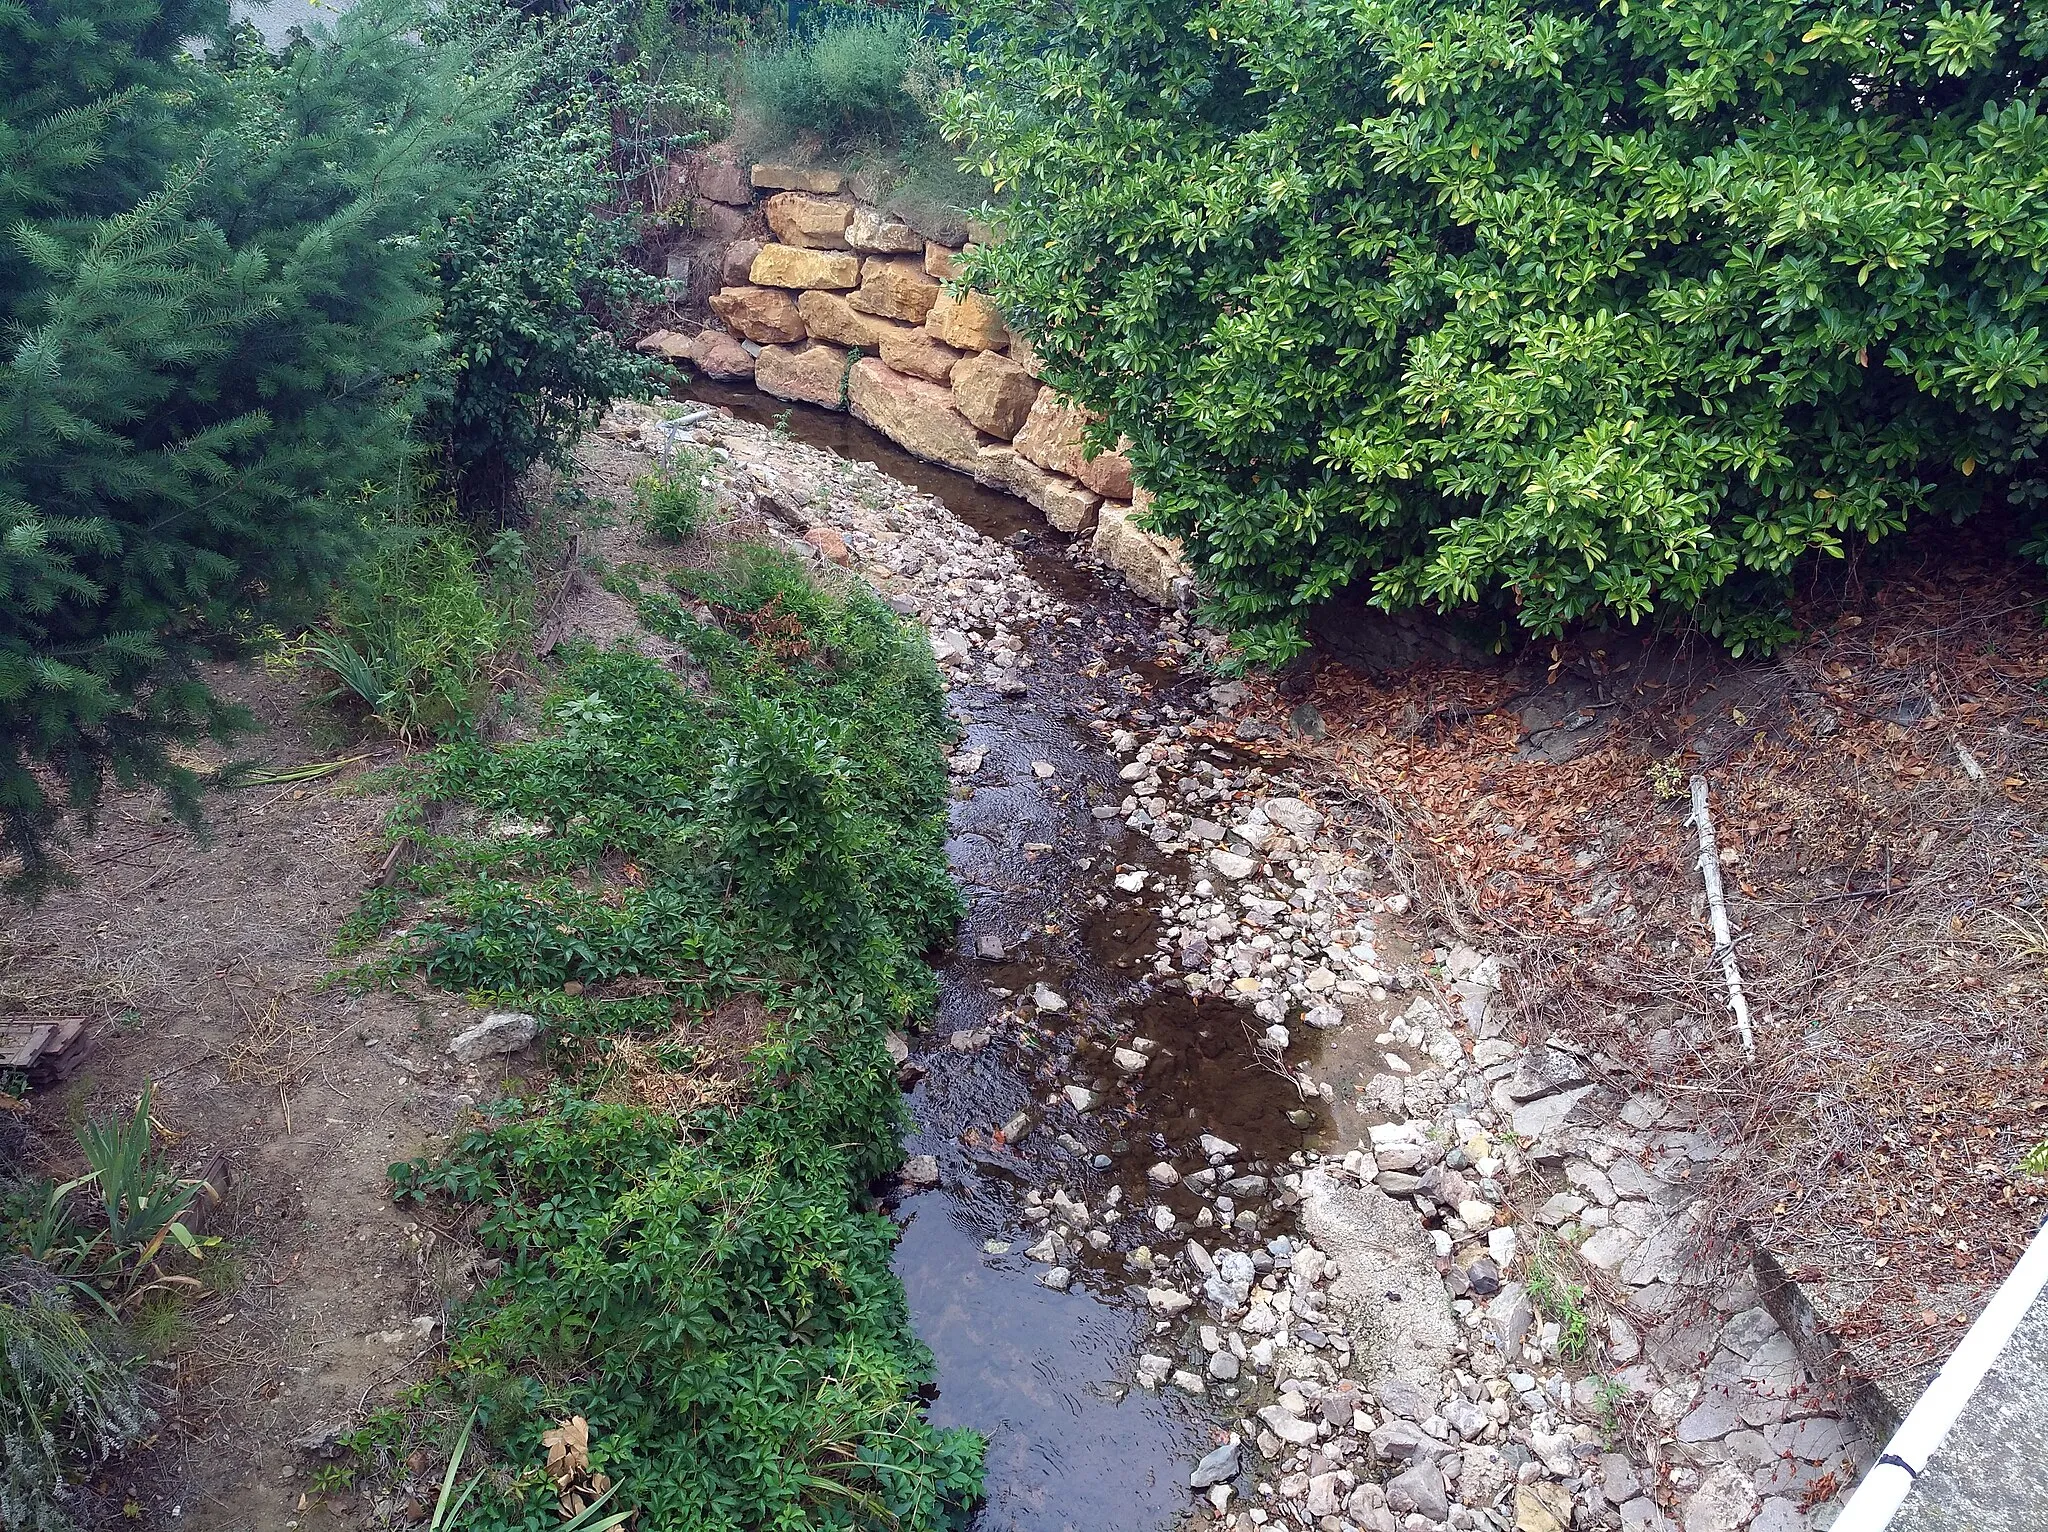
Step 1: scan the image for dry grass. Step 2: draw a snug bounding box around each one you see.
[600,993,773,1120]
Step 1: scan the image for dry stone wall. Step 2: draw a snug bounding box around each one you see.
[636,160,1189,606]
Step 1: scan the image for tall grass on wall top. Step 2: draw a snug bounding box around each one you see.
[740,6,929,147]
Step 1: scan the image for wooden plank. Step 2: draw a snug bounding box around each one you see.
[28,1020,92,1084]
[0,1023,55,1070]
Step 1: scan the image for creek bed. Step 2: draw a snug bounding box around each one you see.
[687,382,1332,1531]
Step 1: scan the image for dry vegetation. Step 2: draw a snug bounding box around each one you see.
[1280,533,2048,1395]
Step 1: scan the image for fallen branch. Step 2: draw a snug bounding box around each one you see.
[1690,773,1757,1060]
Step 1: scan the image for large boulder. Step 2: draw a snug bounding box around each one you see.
[688,330,755,381]
[926,289,1009,352]
[872,322,963,384]
[952,352,1038,439]
[1297,1166,1458,1389]
[756,341,851,410]
[751,163,845,194]
[924,241,965,280]
[689,200,750,245]
[795,289,881,349]
[848,205,925,253]
[1091,493,1188,606]
[972,446,1101,533]
[847,256,941,322]
[1012,387,1090,477]
[707,285,806,345]
[634,329,691,360]
[721,238,763,286]
[764,192,855,249]
[749,243,859,290]
[1009,332,1045,378]
[1076,440,1136,500]
[847,358,986,473]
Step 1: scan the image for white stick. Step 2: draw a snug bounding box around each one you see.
[1690,774,1756,1060]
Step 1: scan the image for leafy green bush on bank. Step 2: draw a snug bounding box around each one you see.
[943,0,2048,657]
[358,549,979,1531]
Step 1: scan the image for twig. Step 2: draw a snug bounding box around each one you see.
[1690,774,1756,1060]
[1953,740,1987,786]
[356,1338,447,1415]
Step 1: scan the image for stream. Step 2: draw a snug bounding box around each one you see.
[688,383,1333,1531]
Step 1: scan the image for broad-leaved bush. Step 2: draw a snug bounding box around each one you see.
[944,0,2048,656]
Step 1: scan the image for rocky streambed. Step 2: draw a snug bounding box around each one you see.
[600,397,1869,1532]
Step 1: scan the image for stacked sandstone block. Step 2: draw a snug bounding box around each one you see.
[637,162,1187,605]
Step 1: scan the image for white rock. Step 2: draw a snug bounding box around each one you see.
[1258,1404,1320,1446]
[1263,797,1323,837]
[1210,848,1257,880]
[1683,1463,1759,1532]
[448,1012,539,1063]
[1487,1226,1519,1267]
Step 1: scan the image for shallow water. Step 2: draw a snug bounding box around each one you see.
[685,381,1325,1532]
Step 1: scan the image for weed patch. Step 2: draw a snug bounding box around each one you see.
[740,9,926,148]
[632,452,712,544]
[1522,1235,1594,1363]
[356,545,978,1529]
[0,1272,149,1532]
[305,519,528,740]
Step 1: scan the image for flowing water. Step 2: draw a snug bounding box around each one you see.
[686,383,1329,1532]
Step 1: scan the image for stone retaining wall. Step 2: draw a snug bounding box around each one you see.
[637,160,1189,606]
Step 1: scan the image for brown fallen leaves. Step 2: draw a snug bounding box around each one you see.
[543,1415,612,1518]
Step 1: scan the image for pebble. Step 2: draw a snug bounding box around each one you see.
[1190,1441,1241,1489]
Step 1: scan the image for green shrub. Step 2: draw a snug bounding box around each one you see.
[741,8,926,147]
[633,454,713,542]
[306,521,526,740]
[0,1274,148,1532]
[356,548,976,1529]
[423,0,701,525]
[944,0,2048,657]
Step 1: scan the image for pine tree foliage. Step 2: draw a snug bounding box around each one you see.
[0,0,488,891]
